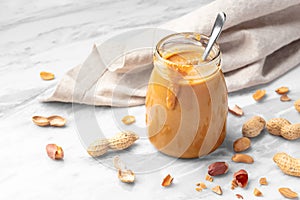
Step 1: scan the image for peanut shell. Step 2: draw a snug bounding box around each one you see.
[32,116,49,126]
[108,131,139,150]
[281,124,300,140]
[266,118,291,136]
[273,152,300,177]
[87,139,109,157]
[242,116,266,137]
[47,115,66,127]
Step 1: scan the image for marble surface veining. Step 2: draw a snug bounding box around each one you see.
[0,0,300,199]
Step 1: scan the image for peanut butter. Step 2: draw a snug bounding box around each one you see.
[146,34,228,158]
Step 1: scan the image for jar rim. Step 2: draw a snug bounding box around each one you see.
[154,32,221,68]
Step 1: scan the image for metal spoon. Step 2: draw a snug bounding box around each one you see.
[202,12,226,61]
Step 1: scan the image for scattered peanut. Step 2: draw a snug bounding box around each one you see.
[87,131,139,157]
[273,152,300,177]
[162,174,173,187]
[233,169,248,188]
[242,116,266,137]
[278,188,298,199]
[281,94,291,102]
[266,118,291,136]
[294,99,300,112]
[276,86,289,94]
[87,139,109,157]
[40,71,55,80]
[254,188,263,196]
[212,185,222,195]
[228,105,244,116]
[118,169,135,183]
[32,115,66,127]
[195,187,202,192]
[232,154,254,164]
[281,124,300,140]
[114,156,135,183]
[46,144,64,160]
[205,174,213,182]
[259,177,268,185]
[121,115,135,125]
[32,116,50,127]
[233,137,251,152]
[47,115,66,127]
[252,89,266,101]
[208,162,229,176]
[108,131,139,150]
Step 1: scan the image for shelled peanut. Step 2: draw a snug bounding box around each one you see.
[273,152,300,177]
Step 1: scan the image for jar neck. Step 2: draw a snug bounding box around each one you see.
[154,32,222,82]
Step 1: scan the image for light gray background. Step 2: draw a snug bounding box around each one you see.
[1,0,300,199]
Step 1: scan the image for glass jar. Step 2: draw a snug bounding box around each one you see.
[145,32,228,158]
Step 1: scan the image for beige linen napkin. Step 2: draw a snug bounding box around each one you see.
[43,0,300,106]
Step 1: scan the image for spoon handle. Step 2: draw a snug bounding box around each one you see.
[202,12,226,61]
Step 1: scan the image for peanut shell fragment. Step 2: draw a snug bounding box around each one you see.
[279,188,298,199]
[212,185,222,195]
[259,177,268,185]
[276,86,289,94]
[273,152,300,177]
[236,194,244,199]
[229,105,244,116]
[32,116,49,127]
[254,188,263,196]
[233,137,251,152]
[232,154,254,164]
[233,169,248,188]
[281,94,291,102]
[47,115,66,127]
[205,174,213,182]
[162,174,173,187]
[242,116,266,138]
[252,89,266,101]
[40,71,55,80]
[114,156,135,183]
[46,144,64,160]
[118,169,135,183]
[121,115,135,125]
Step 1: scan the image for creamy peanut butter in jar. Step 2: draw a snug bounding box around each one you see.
[146,32,228,158]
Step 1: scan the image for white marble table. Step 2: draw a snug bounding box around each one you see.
[1,0,300,199]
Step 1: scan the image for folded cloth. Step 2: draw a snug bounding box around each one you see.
[43,0,300,107]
